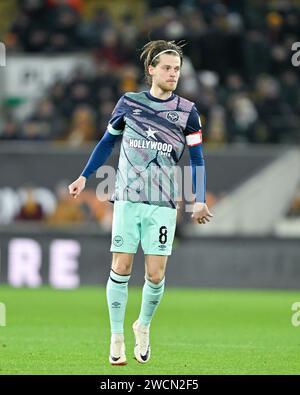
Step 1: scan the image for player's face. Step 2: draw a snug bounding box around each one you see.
[149,54,181,92]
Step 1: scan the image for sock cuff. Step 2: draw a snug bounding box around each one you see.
[145,276,165,289]
[110,270,131,284]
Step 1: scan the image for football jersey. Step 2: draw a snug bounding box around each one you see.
[108,91,202,209]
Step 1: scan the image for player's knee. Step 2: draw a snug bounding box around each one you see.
[146,273,164,284]
[111,254,132,275]
[112,262,131,275]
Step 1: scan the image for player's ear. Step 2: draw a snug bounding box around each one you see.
[148,65,155,76]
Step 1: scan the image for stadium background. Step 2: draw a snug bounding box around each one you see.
[0,0,300,375]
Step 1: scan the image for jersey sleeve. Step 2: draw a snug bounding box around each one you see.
[185,105,206,203]
[184,105,203,147]
[107,95,126,136]
[81,131,121,179]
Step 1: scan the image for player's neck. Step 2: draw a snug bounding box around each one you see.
[149,86,173,101]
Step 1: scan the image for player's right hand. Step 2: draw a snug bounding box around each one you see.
[68,176,86,199]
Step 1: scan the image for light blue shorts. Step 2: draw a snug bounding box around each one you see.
[110,201,177,256]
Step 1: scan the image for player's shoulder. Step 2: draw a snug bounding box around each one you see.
[123,92,145,101]
[175,94,196,112]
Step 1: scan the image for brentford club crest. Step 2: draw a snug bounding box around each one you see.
[167,111,179,122]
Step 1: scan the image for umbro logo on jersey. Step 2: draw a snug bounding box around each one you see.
[133,108,142,115]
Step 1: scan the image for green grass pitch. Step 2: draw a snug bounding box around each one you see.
[0,286,299,375]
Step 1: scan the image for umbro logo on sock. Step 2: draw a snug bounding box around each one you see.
[149,301,158,305]
[112,302,121,308]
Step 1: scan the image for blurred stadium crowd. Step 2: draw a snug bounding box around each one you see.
[0,0,300,229]
[1,0,300,145]
[0,183,114,230]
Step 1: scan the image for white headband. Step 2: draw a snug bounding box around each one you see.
[151,49,180,63]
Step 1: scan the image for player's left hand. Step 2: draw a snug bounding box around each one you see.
[191,202,213,225]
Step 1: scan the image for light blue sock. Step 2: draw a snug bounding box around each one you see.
[138,277,165,326]
[106,269,131,334]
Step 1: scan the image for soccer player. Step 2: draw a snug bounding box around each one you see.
[68,40,213,365]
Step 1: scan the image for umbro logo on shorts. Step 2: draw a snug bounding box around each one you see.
[158,245,167,250]
[113,235,123,247]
